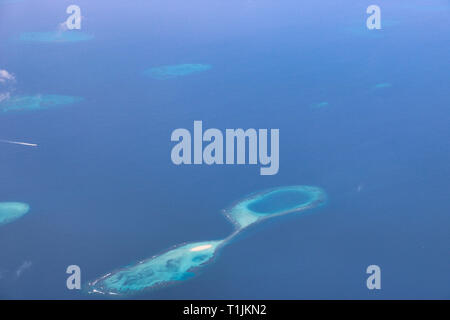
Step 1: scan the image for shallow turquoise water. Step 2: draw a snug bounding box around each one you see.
[0,202,30,226]
[17,31,93,43]
[0,95,83,113]
[143,64,212,80]
[89,240,223,295]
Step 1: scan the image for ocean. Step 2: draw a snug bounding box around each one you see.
[0,0,449,299]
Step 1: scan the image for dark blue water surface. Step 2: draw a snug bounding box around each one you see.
[0,0,449,299]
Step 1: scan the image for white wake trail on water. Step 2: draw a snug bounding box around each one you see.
[0,139,38,147]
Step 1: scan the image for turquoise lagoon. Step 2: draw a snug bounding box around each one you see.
[0,202,30,226]
[0,94,83,113]
[88,186,326,295]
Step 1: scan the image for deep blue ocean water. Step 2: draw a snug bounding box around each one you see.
[0,0,449,299]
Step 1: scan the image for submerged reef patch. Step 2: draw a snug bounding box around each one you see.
[372,82,392,90]
[143,64,211,80]
[88,185,326,296]
[0,94,83,113]
[311,102,329,109]
[0,202,30,226]
[89,240,223,295]
[17,31,93,43]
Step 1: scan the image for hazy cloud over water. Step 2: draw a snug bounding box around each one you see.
[16,261,32,278]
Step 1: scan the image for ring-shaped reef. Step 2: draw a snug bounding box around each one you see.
[224,185,326,230]
[0,94,83,113]
[88,185,326,296]
[0,202,30,226]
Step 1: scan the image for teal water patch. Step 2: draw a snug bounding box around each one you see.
[0,94,83,113]
[143,64,211,79]
[373,82,392,89]
[88,185,326,296]
[18,31,93,43]
[311,101,329,109]
[88,240,223,295]
[224,186,326,230]
[0,202,30,226]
